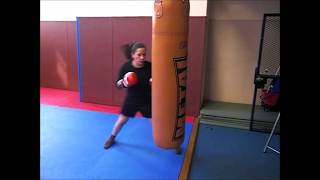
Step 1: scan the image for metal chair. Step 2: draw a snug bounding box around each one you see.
[263,112,280,154]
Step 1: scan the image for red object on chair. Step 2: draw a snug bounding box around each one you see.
[260,89,280,108]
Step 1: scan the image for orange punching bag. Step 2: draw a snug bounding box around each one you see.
[151,0,190,151]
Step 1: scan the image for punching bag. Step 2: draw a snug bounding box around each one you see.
[151,0,190,150]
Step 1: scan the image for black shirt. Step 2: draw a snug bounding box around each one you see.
[117,61,151,104]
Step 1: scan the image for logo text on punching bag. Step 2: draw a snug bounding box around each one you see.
[172,56,187,141]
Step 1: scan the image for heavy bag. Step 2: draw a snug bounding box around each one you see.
[151,0,190,149]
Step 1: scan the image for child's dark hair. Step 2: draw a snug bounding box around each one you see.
[122,41,146,61]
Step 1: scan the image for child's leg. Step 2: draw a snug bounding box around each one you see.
[111,114,129,136]
[104,114,128,149]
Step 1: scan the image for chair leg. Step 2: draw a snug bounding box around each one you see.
[263,112,280,154]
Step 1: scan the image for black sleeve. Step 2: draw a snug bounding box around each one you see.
[148,62,152,72]
[117,64,127,81]
[115,63,127,88]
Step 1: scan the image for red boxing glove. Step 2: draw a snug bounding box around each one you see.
[123,72,138,87]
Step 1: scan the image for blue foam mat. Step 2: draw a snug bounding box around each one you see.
[41,105,192,179]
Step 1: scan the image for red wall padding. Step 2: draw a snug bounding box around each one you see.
[78,18,113,104]
[40,17,206,116]
[185,17,206,116]
[40,21,78,91]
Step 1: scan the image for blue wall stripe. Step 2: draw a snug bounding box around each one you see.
[76,17,83,101]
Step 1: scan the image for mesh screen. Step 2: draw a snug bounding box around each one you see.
[259,16,280,76]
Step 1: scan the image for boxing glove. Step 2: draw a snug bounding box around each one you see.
[120,72,138,87]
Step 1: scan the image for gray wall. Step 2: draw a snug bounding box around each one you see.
[203,0,280,104]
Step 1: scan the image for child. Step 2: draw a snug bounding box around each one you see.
[104,42,152,149]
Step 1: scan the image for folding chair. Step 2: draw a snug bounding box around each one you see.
[263,112,280,154]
